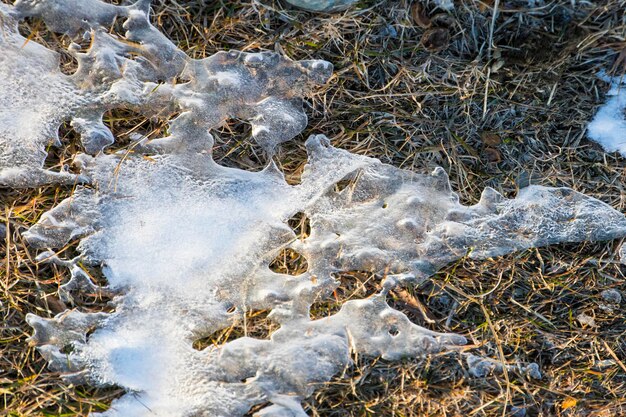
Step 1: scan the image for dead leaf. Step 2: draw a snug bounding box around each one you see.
[43,294,68,314]
[577,312,597,328]
[421,28,450,52]
[411,3,431,29]
[478,0,495,13]
[482,147,501,163]
[480,131,501,146]
[562,397,577,410]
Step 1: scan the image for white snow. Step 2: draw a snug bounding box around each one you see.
[587,74,626,156]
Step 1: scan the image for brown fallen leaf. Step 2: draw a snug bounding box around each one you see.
[411,3,431,28]
[43,294,68,314]
[482,147,502,163]
[561,397,577,410]
[478,0,495,13]
[480,131,501,146]
[421,27,450,52]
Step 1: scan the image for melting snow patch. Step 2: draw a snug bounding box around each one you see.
[587,74,626,156]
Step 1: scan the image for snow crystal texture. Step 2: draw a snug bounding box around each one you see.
[1,1,625,416]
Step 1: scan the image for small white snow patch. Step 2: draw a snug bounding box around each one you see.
[587,74,626,156]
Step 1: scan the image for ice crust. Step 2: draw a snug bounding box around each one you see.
[0,0,330,187]
[284,0,358,12]
[26,133,626,416]
[2,1,626,416]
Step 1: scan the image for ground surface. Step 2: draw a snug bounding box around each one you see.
[1,0,626,416]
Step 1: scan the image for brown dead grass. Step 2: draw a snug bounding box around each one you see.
[2,0,626,416]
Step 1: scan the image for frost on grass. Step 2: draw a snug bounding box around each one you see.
[3,1,626,416]
[587,73,626,156]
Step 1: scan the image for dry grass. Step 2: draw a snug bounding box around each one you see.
[2,0,626,416]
